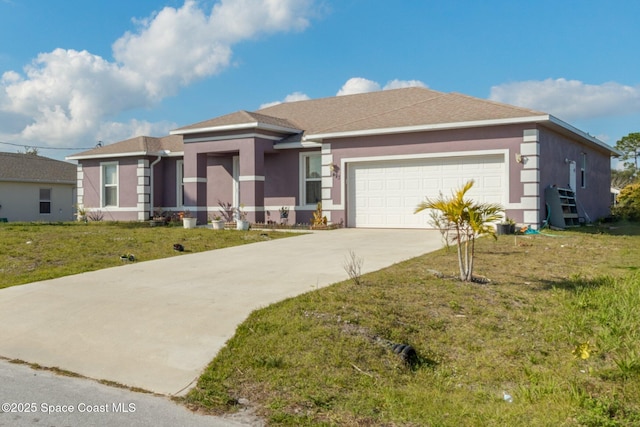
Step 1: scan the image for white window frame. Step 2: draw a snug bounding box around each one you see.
[580,152,587,188]
[101,161,119,207]
[39,188,51,215]
[176,160,184,208]
[300,152,322,207]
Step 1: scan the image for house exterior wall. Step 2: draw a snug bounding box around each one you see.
[206,156,234,218]
[322,125,528,225]
[155,157,180,210]
[264,148,319,224]
[0,181,75,222]
[538,127,612,222]
[78,157,149,221]
[183,136,276,223]
[72,124,613,228]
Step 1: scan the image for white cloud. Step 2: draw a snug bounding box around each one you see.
[336,77,381,96]
[261,78,427,109]
[97,119,177,144]
[336,77,427,96]
[209,0,314,44]
[383,79,428,90]
[259,91,311,109]
[0,0,318,150]
[489,78,640,121]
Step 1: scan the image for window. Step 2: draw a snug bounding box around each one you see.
[177,160,184,207]
[102,162,118,207]
[580,153,587,188]
[302,153,321,205]
[39,188,51,214]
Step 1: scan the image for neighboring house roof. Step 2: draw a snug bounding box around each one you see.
[67,134,183,160]
[0,152,76,184]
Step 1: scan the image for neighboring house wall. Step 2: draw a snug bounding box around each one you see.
[0,181,75,222]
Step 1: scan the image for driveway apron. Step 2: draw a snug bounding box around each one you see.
[0,229,441,395]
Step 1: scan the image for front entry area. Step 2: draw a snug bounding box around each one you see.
[347,154,505,228]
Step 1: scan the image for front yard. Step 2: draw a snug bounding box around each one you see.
[2,221,639,425]
[0,222,297,289]
[184,223,640,426]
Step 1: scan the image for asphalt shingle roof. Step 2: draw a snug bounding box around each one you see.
[71,87,610,158]
[255,87,546,135]
[170,87,546,138]
[68,134,183,159]
[0,152,76,183]
[174,110,300,132]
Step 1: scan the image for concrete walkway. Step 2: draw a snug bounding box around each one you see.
[0,229,441,396]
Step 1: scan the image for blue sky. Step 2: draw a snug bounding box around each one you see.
[0,0,639,162]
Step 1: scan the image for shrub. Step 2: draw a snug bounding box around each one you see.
[614,182,640,221]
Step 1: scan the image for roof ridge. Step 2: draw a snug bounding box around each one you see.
[312,90,449,134]
[449,92,547,115]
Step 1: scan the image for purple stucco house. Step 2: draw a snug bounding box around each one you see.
[67,87,617,228]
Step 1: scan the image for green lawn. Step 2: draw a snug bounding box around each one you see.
[184,223,640,426]
[0,222,298,289]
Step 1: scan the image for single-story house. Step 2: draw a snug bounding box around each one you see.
[0,152,77,222]
[67,87,618,228]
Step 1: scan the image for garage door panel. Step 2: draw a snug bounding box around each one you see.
[387,179,402,190]
[348,154,505,228]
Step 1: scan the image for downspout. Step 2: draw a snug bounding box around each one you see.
[149,152,165,219]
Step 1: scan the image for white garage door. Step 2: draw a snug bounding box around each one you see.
[348,155,505,228]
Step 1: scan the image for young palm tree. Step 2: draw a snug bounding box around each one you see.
[415,180,503,281]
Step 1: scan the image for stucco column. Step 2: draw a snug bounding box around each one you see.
[136,159,150,221]
[238,139,271,223]
[76,164,84,211]
[320,143,333,223]
[183,150,208,224]
[520,129,541,228]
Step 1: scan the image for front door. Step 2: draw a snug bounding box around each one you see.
[569,160,577,190]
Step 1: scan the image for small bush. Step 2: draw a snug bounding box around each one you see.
[613,182,640,221]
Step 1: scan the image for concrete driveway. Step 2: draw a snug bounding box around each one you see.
[0,229,441,396]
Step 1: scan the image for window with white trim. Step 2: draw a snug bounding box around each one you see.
[580,153,587,188]
[302,153,322,205]
[39,188,51,214]
[177,160,184,207]
[102,162,118,207]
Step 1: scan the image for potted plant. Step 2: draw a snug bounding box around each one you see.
[235,205,249,230]
[75,205,87,223]
[182,210,197,229]
[150,209,168,227]
[279,206,289,225]
[210,214,225,230]
[496,217,515,235]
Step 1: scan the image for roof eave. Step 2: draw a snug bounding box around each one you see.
[170,122,301,136]
[66,150,183,161]
[546,115,622,156]
[305,115,620,156]
[0,178,76,185]
[305,116,552,141]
